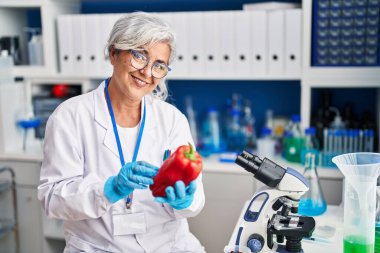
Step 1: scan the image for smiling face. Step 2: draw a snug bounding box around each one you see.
[109,42,171,102]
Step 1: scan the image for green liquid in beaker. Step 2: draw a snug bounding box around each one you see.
[375,227,380,253]
[344,236,373,253]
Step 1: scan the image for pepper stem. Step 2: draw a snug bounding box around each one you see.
[185,142,196,160]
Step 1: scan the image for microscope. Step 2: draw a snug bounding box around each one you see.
[224,151,316,253]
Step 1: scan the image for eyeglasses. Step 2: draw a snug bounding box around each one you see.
[129,49,171,79]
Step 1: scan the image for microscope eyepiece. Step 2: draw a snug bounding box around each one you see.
[235,150,286,187]
[235,151,261,175]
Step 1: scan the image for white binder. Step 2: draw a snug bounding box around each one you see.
[267,9,285,75]
[98,14,118,77]
[235,11,252,77]
[285,9,302,76]
[83,14,101,76]
[57,15,74,74]
[187,12,205,76]
[155,13,175,75]
[71,15,85,75]
[156,12,173,25]
[203,11,221,76]
[171,12,190,77]
[219,11,236,77]
[251,10,268,76]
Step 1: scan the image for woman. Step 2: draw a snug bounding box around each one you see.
[38,12,205,253]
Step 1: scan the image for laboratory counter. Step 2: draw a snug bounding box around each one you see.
[0,151,344,253]
[0,151,343,179]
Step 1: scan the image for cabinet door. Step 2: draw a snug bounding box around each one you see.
[188,172,255,253]
[16,187,43,253]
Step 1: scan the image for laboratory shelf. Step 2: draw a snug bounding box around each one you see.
[0,219,15,239]
[16,72,301,81]
[0,1,42,7]
[302,67,380,88]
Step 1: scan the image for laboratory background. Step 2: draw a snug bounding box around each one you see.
[0,0,379,252]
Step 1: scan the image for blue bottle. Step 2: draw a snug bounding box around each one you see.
[201,108,221,156]
[226,109,246,152]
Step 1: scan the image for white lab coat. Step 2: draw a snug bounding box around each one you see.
[38,81,206,253]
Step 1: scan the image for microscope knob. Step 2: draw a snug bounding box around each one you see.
[272,199,282,211]
[247,234,264,253]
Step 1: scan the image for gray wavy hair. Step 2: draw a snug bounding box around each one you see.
[106,12,176,101]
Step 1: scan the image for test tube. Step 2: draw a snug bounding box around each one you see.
[328,129,334,153]
[369,130,374,152]
[342,129,348,153]
[323,128,328,153]
[353,129,359,152]
[358,130,363,152]
[364,130,369,152]
[348,129,354,153]
[337,130,343,154]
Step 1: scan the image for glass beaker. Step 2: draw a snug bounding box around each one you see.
[332,153,380,253]
[298,153,327,216]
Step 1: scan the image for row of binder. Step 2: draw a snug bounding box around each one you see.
[57,9,302,78]
[312,0,380,66]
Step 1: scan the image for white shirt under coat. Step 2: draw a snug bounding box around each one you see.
[38,81,206,253]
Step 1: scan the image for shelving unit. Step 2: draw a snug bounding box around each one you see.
[300,0,380,129]
[0,167,19,253]
[0,0,80,77]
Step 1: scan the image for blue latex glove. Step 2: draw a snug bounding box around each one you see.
[155,180,197,210]
[104,161,158,203]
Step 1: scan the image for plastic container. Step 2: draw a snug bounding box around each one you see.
[333,153,380,253]
[0,50,14,84]
[257,127,276,158]
[28,34,44,65]
[201,108,221,155]
[25,27,44,65]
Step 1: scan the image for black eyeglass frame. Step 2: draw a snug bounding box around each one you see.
[129,49,171,79]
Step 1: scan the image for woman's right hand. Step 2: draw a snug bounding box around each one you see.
[104,161,159,203]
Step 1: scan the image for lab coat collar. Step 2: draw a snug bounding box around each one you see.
[93,80,158,160]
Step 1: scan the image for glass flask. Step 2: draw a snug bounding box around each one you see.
[298,152,327,216]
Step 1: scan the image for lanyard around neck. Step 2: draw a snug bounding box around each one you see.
[104,78,146,166]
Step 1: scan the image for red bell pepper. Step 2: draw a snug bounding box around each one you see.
[150,143,203,197]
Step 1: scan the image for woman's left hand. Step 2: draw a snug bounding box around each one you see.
[154,180,197,210]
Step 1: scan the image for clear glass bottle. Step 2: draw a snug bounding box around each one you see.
[301,127,320,165]
[298,153,327,216]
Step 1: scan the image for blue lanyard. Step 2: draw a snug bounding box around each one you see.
[104,78,146,207]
